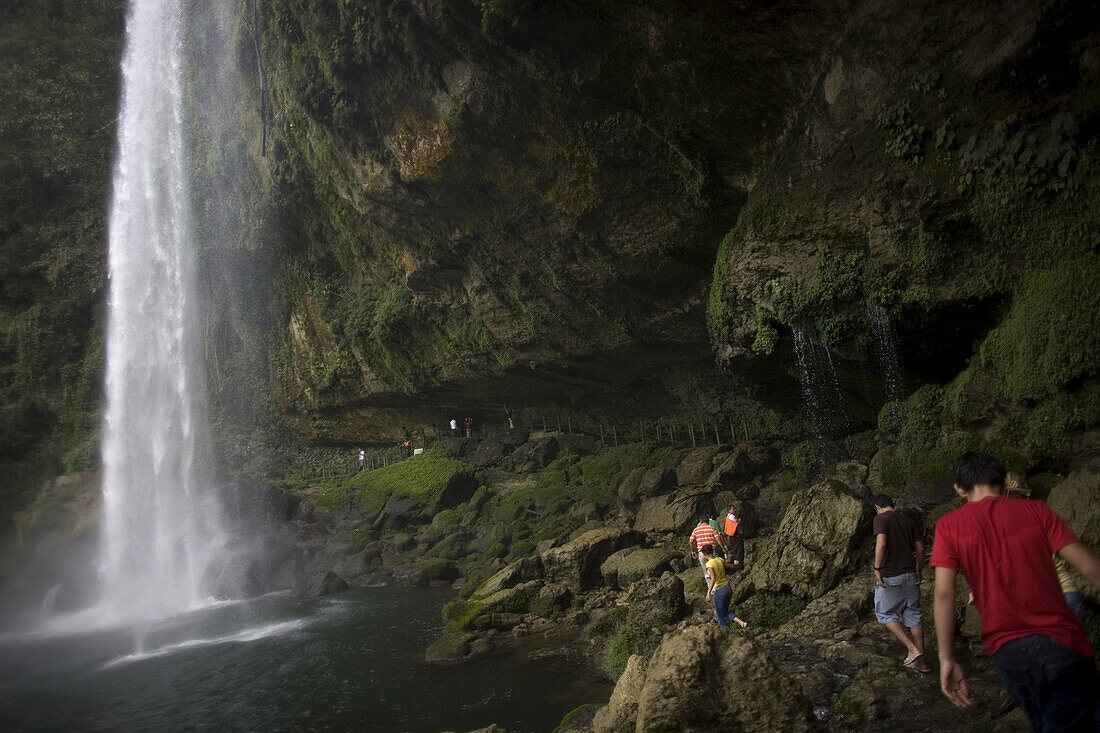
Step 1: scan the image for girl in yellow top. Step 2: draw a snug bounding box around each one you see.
[702,544,748,628]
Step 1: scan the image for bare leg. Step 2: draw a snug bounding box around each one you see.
[909,627,924,656]
[884,621,920,659]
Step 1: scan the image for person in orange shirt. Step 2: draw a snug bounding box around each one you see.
[723,503,744,567]
[689,516,727,582]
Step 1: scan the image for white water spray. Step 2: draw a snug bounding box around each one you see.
[100,0,225,622]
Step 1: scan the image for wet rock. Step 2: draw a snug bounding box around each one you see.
[600,548,677,590]
[528,583,572,617]
[617,467,646,505]
[626,571,686,626]
[489,612,524,630]
[634,490,712,534]
[407,559,459,586]
[469,431,529,468]
[505,437,560,472]
[676,445,728,486]
[478,580,542,616]
[376,496,422,529]
[541,527,642,592]
[705,442,779,495]
[1048,461,1100,599]
[747,478,872,599]
[594,625,816,732]
[827,461,869,497]
[636,467,678,500]
[773,575,874,640]
[315,570,349,596]
[473,555,544,597]
[425,629,475,662]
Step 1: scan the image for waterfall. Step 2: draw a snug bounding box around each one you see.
[866,302,905,402]
[791,320,849,461]
[100,0,225,621]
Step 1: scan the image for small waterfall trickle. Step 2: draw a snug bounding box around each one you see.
[866,302,905,402]
[99,0,226,622]
[792,320,850,462]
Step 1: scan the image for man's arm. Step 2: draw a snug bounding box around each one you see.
[874,534,887,587]
[914,540,925,582]
[934,566,971,708]
[1058,542,1100,590]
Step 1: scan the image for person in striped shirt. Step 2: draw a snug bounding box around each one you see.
[689,515,728,581]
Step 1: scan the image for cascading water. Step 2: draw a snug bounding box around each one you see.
[99,0,226,622]
[791,320,849,462]
[866,301,905,402]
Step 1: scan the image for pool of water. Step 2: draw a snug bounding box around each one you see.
[0,587,611,732]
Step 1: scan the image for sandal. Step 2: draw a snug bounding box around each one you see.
[903,654,930,673]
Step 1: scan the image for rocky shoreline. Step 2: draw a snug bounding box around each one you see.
[286,431,1100,732]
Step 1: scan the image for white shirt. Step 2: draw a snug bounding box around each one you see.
[450,419,457,429]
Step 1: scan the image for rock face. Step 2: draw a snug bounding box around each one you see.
[601,548,677,590]
[633,491,713,535]
[593,625,817,732]
[1047,461,1100,601]
[748,479,872,599]
[705,443,779,495]
[541,527,642,592]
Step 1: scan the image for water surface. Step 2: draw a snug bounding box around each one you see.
[0,587,610,732]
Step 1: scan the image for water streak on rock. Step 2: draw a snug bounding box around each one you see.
[791,320,849,462]
[866,302,905,402]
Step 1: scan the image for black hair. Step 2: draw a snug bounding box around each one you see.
[871,494,893,509]
[701,544,714,556]
[953,451,1007,491]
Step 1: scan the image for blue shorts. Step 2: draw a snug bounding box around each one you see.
[874,572,921,628]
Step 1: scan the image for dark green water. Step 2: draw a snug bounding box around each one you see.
[0,587,610,732]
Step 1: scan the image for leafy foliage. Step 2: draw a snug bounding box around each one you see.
[0,0,125,522]
[346,448,474,509]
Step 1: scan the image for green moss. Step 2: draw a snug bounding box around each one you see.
[347,448,474,510]
[1026,384,1100,457]
[781,441,817,479]
[978,256,1100,403]
[603,625,635,680]
[707,227,739,341]
[553,703,601,733]
[752,592,808,629]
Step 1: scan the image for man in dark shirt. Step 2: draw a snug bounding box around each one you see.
[872,494,928,672]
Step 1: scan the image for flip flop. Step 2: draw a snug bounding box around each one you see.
[904,654,930,673]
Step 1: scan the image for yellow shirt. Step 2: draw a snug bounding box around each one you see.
[706,557,728,589]
[1054,554,1078,594]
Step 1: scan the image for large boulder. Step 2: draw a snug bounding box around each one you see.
[748,478,872,599]
[504,436,560,472]
[593,625,817,732]
[676,445,729,486]
[617,467,647,505]
[541,527,642,592]
[1047,461,1100,602]
[634,490,712,534]
[706,442,779,496]
[769,575,874,641]
[636,467,678,500]
[472,555,544,598]
[601,548,678,590]
[469,430,529,468]
[626,571,686,627]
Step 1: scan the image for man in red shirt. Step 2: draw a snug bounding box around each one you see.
[932,452,1100,731]
[689,515,727,582]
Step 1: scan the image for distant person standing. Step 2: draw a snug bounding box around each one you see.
[503,404,515,431]
[871,494,928,672]
[464,417,473,438]
[450,418,458,437]
[723,502,745,567]
[932,451,1100,730]
[402,439,411,457]
[689,516,727,582]
[357,448,365,471]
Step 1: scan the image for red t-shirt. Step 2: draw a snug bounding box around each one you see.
[930,495,1091,659]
